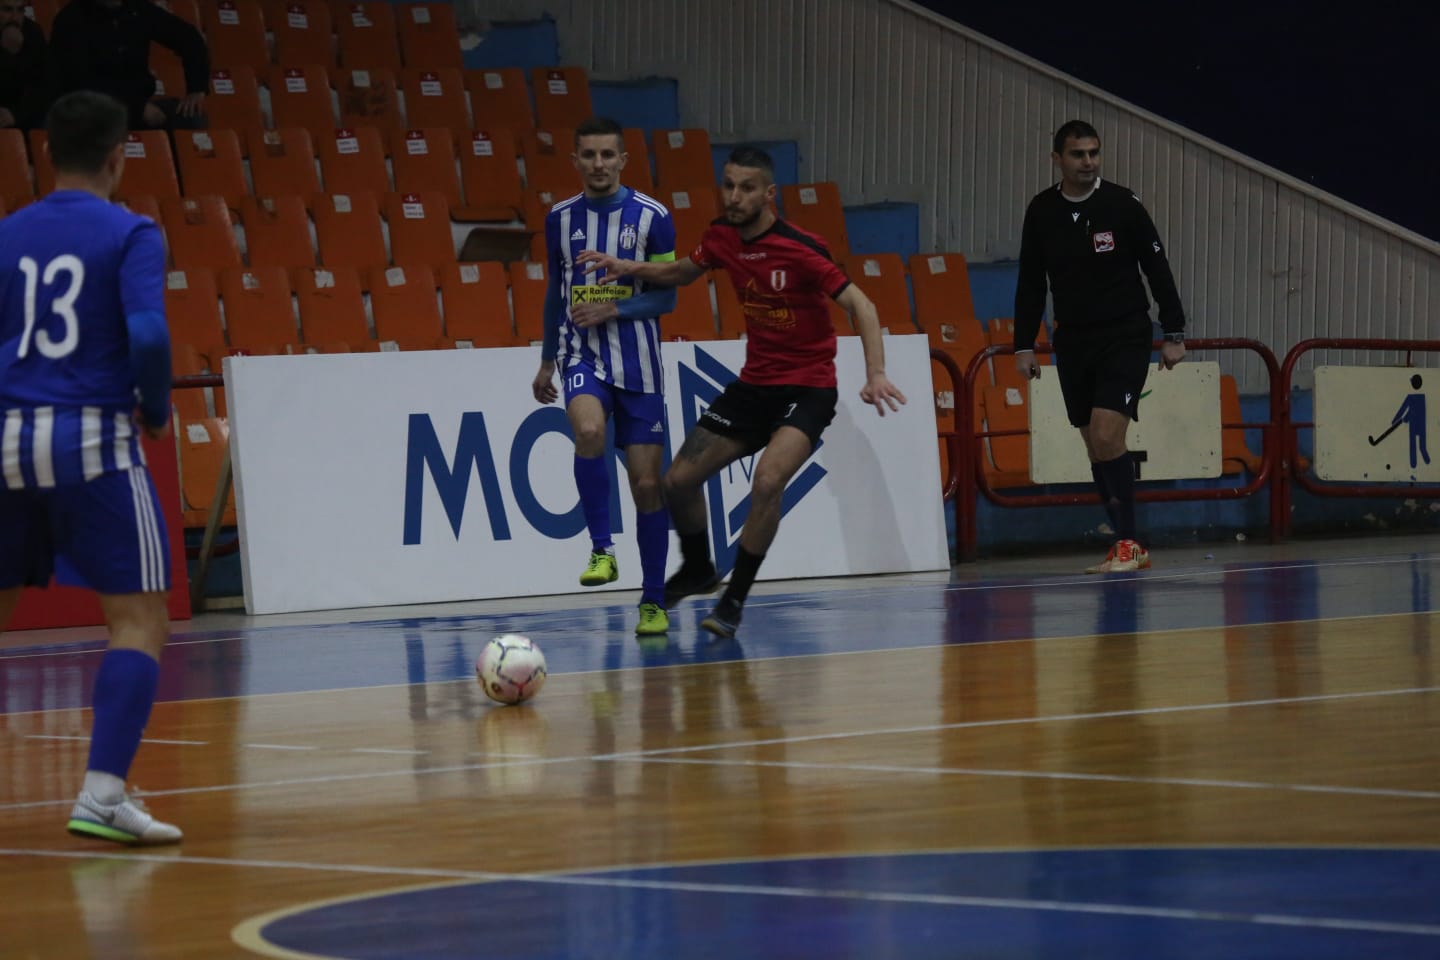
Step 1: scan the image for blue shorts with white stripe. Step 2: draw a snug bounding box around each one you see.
[0,465,171,594]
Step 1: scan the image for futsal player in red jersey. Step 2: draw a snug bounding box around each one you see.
[578,146,906,638]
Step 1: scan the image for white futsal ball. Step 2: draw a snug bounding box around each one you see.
[476,634,547,705]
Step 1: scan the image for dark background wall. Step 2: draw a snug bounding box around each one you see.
[923,1,1439,241]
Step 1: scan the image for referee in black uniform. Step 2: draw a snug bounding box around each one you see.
[1013,120,1186,573]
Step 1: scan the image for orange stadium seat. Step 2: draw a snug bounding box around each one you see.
[652,128,715,192]
[163,267,225,353]
[839,253,914,334]
[174,129,247,209]
[219,266,299,352]
[293,265,370,346]
[622,128,655,195]
[1221,374,1268,476]
[392,128,462,208]
[384,191,455,268]
[120,196,165,254]
[910,252,979,336]
[531,67,592,130]
[206,68,265,154]
[399,68,470,138]
[664,279,717,342]
[662,187,719,255]
[312,192,387,272]
[519,127,577,196]
[170,340,217,423]
[317,126,390,198]
[161,196,241,272]
[116,132,179,201]
[439,262,518,347]
[268,65,336,140]
[0,129,34,210]
[248,128,321,200]
[178,417,236,528]
[981,384,1033,488]
[337,67,403,151]
[370,264,446,349]
[922,310,988,385]
[398,2,462,70]
[273,0,336,68]
[507,259,548,345]
[238,194,316,270]
[336,1,401,71]
[464,68,534,133]
[455,128,524,221]
[202,0,269,78]
[520,187,562,261]
[780,182,848,257]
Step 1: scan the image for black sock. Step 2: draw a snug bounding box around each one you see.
[1096,453,1137,543]
[679,530,711,568]
[1090,462,1120,532]
[722,545,765,606]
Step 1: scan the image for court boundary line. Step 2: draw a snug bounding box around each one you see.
[2,606,1435,720]
[3,683,1438,812]
[1,549,1433,668]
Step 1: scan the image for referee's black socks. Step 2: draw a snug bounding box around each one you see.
[1095,453,1138,543]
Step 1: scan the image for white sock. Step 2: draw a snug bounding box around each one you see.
[82,771,126,804]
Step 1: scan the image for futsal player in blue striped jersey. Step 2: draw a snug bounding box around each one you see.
[0,92,181,845]
[531,117,678,637]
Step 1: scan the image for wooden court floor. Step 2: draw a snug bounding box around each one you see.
[3,538,1439,958]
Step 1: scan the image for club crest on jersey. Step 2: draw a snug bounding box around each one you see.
[770,269,787,291]
[619,224,637,250]
[1092,231,1115,253]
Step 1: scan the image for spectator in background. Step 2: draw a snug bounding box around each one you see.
[0,0,50,129]
[48,0,208,131]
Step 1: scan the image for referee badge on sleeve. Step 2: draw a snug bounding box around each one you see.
[1092,231,1115,253]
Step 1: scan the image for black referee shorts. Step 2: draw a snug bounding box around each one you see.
[1052,321,1153,428]
[699,380,839,455]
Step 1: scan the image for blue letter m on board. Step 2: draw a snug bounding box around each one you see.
[403,413,512,545]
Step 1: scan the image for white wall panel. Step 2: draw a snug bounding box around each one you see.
[458,0,1440,390]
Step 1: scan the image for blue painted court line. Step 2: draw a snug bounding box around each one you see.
[251,848,1440,960]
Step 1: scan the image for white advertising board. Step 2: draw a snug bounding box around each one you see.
[1027,361,1222,484]
[1314,366,1438,482]
[226,336,947,615]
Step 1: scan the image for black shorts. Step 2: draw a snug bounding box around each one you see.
[699,380,839,454]
[1053,323,1153,428]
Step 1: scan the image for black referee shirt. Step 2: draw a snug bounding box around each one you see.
[1014,179,1185,351]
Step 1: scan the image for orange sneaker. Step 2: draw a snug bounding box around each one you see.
[1086,539,1150,573]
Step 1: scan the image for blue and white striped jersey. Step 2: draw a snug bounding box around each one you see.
[0,191,166,489]
[546,187,676,394]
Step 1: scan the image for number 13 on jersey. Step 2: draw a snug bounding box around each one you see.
[16,254,85,360]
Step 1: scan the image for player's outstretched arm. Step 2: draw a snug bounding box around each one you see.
[577,250,704,288]
[835,284,907,417]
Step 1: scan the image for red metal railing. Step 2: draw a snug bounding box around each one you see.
[948,338,1282,563]
[1276,339,1440,539]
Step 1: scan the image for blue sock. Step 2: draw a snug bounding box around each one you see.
[86,649,160,780]
[574,454,612,552]
[636,508,669,606]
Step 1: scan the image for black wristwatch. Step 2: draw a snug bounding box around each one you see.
[1163,331,1185,344]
